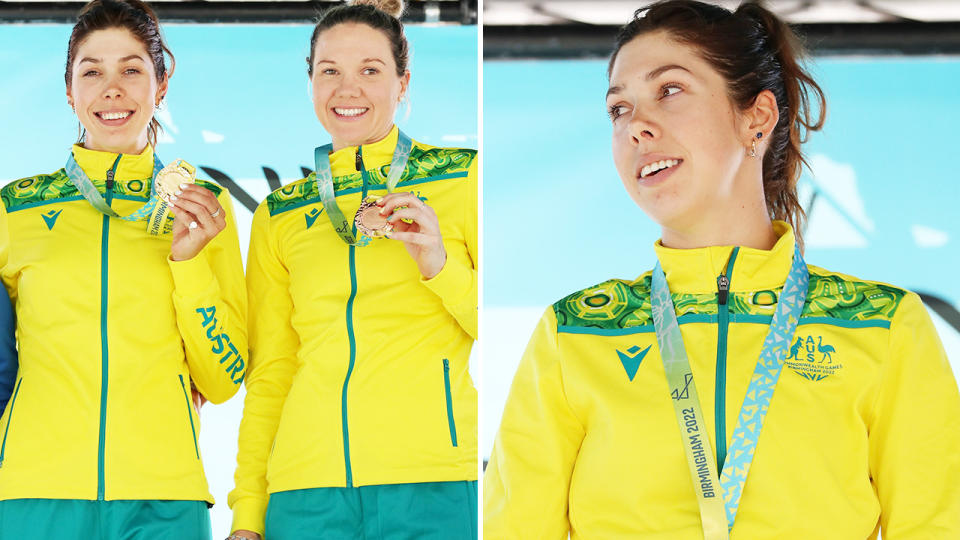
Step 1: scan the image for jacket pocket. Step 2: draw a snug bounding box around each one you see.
[0,377,23,467]
[178,375,200,459]
[443,359,458,447]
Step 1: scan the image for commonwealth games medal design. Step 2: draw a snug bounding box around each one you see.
[354,198,392,237]
[156,159,196,201]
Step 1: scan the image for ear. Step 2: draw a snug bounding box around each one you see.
[742,89,779,147]
[66,86,74,110]
[399,70,411,101]
[156,73,170,106]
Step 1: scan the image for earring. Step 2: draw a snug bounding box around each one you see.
[750,131,762,158]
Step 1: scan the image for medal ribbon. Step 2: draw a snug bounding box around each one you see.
[314,129,413,245]
[651,243,808,538]
[65,151,173,236]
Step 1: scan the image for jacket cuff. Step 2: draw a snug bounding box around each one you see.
[420,256,472,304]
[168,253,216,299]
[230,496,268,536]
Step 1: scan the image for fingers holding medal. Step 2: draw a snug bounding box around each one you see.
[375,191,447,279]
[159,160,227,261]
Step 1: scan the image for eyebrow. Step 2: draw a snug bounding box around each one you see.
[78,54,145,64]
[315,58,386,65]
[607,64,693,99]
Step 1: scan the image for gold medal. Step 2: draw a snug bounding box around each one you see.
[155,159,196,201]
[354,198,393,238]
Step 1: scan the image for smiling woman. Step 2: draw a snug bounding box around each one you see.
[226,1,478,539]
[484,1,960,539]
[0,1,247,539]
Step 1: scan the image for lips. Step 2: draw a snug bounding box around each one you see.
[635,157,684,186]
[94,110,134,126]
[332,107,369,119]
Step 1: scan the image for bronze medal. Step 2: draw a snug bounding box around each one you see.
[354,199,392,238]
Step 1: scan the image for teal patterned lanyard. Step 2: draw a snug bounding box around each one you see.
[65,151,164,222]
[651,243,809,537]
[314,129,412,245]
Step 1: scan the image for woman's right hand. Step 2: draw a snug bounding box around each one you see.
[230,531,261,540]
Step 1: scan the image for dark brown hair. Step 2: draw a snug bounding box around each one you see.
[66,0,175,147]
[307,0,409,77]
[610,0,826,247]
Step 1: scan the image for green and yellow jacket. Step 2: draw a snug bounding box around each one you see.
[484,222,960,539]
[0,144,247,503]
[229,126,478,535]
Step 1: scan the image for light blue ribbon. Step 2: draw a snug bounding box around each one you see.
[651,243,808,535]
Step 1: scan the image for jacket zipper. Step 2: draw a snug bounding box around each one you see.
[0,377,23,467]
[443,359,458,447]
[341,145,364,487]
[178,375,200,459]
[97,155,121,500]
[715,246,739,472]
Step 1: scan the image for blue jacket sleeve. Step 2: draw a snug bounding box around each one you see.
[0,287,17,414]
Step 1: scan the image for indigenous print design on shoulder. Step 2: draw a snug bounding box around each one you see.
[266,143,476,217]
[2,170,77,211]
[554,268,908,331]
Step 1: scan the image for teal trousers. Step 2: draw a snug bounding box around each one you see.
[0,499,211,540]
[265,481,478,540]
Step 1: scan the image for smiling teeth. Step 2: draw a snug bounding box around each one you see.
[100,111,130,121]
[641,159,681,178]
[335,108,368,117]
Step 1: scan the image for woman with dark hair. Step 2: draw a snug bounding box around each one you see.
[227,1,478,539]
[0,0,247,538]
[484,1,960,538]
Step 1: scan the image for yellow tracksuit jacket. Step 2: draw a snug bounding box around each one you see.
[485,222,960,539]
[0,144,247,503]
[229,126,478,534]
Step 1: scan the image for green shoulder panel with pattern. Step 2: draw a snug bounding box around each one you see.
[553,274,654,330]
[2,170,77,211]
[195,178,224,198]
[265,174,318,217]
[803,267,906,320]
[265,142,476,217]
[553,266,908,331]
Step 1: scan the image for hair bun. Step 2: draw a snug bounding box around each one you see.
[351,0,404,19]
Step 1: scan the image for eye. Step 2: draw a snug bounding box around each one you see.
[659,83,683,99]
[322,68,338,75]
[124,68,141,75]
[83,70,100,77]
[362,67,380,75]
[607,104,628,121]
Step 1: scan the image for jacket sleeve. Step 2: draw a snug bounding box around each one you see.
[420,155,477,339]
[228,202,300,536]
[168,187,248,405]
[0,205,17,414]
[484,307,585,539]
[870,292,960,538]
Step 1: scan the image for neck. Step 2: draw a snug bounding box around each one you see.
[82,137,149,156]
[660,201,778,251]
[331,124,394,152]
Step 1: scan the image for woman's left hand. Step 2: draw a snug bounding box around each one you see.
[378,192,446,279]
[169,184,227,261]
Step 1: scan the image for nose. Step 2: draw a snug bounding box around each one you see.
[627,108,658,145]
[102,73,123,100]
[335,73,362,97]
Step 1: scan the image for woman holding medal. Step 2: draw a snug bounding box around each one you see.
[485,1,960,539]
[0,0,247,538]
[227,1,478,539]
